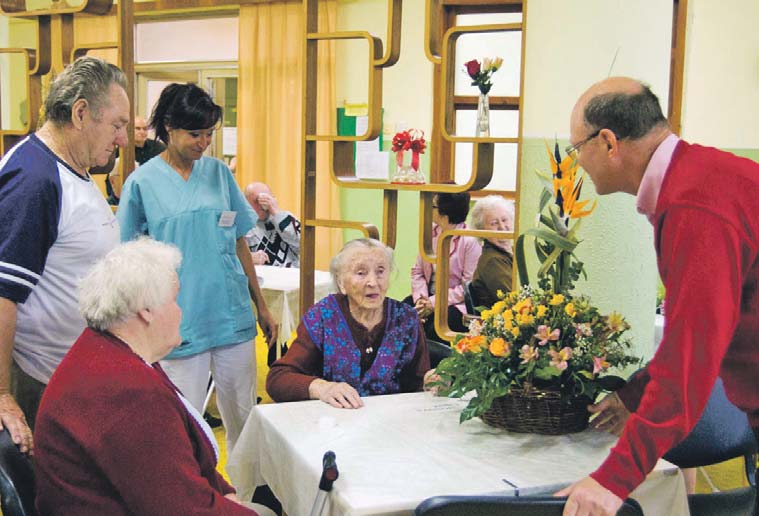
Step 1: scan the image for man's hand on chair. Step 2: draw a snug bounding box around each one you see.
[0,393,33,454]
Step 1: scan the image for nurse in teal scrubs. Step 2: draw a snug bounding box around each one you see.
[117,83,277,452]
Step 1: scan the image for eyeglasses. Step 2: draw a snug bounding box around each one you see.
[565,128,601,159]
[431,204,439,209]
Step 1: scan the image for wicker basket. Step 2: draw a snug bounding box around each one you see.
[481,386,592,435]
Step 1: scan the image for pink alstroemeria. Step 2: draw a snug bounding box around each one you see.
[548,347,573,371]
[593,355,610,374]
[519,345,538,364]
[534,325,560,346]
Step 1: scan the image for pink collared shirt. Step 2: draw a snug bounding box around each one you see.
[635,133,680,225]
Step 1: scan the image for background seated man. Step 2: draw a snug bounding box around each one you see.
[266,238,430,408]
[244,182,301,267]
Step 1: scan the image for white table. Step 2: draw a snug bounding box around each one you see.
[228,392,689,516]
[256,266,335,348]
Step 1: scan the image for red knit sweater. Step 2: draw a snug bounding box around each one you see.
[35,328,256,515]
[592,141,759,499]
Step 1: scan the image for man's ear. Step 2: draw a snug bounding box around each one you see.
[599,128,619,157]
[71,98,89,130]
[138,307,154,325]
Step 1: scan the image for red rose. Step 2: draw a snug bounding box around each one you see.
[464,59,481,78]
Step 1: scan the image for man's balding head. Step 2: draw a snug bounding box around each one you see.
[571,77,667,143]
[569,77,672,196]
[134,115,149,147]
[245,182,272,219]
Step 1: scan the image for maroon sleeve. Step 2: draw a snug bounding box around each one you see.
[591,208,743,499]
[399,322,431,392]
[266,323,323,402]
[617,369,651,412]
[95,386,255,514]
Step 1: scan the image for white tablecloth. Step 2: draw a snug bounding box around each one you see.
[228,392,689,516]
[257,266,334,347]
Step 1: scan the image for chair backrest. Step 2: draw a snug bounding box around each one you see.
[428,340,452,369]
[414,495,644,516]
[463,280,476,315]
[0,427,36,516]
[664,377,757,484]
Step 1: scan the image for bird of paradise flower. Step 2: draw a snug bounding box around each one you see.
[515,140,597,293]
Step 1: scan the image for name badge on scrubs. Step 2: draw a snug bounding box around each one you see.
[218,211,237,227]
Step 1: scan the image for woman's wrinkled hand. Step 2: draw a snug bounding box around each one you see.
[309,379,364,409]
[423,369,448,396]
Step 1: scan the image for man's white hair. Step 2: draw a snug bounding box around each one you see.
[79,237,182,331]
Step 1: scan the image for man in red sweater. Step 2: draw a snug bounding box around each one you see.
[556,76,759,515]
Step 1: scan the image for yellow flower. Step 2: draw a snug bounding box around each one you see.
[489,337,510,357]
[502,310,514,323]
[549,294,565,306]
[510,326,520,338]
[467,335,488,353]
[606,312,629,333]
[496,289,505,299]
[481,309,494,321]
[491,300,507,315]
[513,298,533,315]
[454,337,469,354]
[564,302,576,318]
[536,305,548,318]
[516,313,535,326]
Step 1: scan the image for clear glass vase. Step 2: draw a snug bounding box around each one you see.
[476,93,490,137]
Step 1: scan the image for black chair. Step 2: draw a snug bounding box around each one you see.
[428,339,452,369]
[661,377,757,516]
[463,280,476,315]
[414,495,643,516]
[0,427,36,516]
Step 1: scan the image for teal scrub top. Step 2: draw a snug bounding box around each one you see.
[117,155,257,358]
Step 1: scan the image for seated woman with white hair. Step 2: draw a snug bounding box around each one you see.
[34,238,273,516]
[267,238,430,409]
[469,195,515,309]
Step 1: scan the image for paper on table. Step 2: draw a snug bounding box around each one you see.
[356,151,389,180]
[355,115,387,180]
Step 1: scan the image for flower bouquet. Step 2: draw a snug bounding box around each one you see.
[515,141,596,293]
[391,128,426,184]
[434,142,639,434]
[464,57,503,95]
[464,57,503,137]
[435,287,638,432]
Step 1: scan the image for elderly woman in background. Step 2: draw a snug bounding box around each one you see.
[267,239,429,408]
[469,195,515,309]
[117,83,276,452]
[34,239,273,516]
[408,192,481,341]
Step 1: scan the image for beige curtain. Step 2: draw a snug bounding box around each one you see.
[238,0,340,270]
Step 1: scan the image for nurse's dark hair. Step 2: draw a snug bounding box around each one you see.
[150,83,223,145]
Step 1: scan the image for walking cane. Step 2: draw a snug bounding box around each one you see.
[309,451,339,516]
